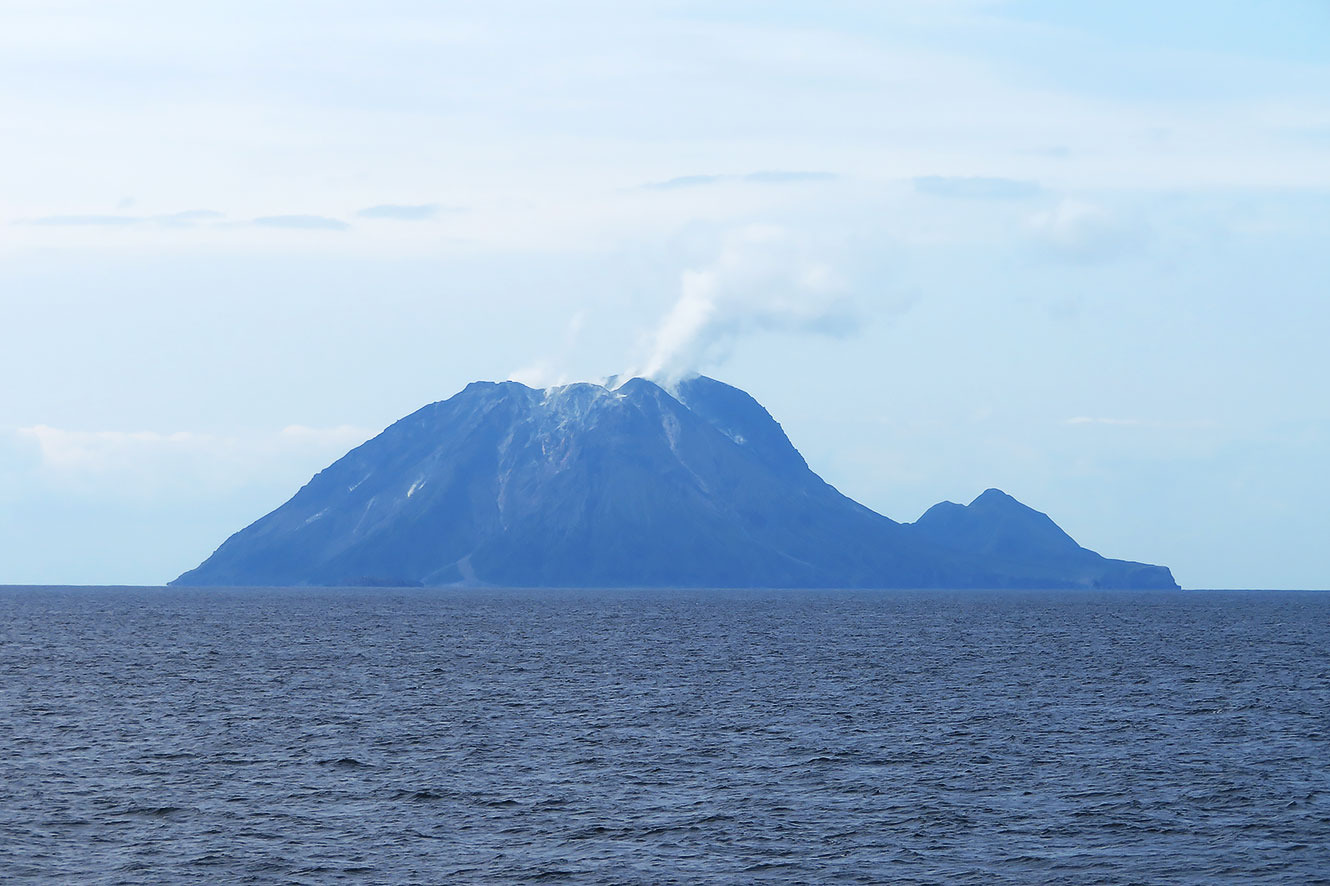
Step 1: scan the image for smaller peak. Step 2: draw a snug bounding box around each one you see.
[917,499,964,520]
[971,488,1018,506]
[616,376,666,394]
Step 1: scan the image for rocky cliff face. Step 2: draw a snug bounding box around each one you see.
[173,376,1178,589]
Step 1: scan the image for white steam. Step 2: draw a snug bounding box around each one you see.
[639,225,858,382]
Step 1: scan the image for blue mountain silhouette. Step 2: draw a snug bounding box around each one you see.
[173,376,1177,589]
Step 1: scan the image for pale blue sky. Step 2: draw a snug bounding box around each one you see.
[2,1,1327,587]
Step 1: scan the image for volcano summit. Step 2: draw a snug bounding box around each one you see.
[173,376,1177,589]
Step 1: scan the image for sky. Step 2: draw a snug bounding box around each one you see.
[2,0,1328,588]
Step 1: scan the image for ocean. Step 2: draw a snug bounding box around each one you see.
[2,587,1327,884]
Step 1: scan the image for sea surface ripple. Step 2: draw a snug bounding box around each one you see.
[1,587,1328,884]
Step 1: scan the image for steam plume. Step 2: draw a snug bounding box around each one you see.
[640,225,858,382]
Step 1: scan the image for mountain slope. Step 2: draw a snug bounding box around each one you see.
[173,377,1178,589]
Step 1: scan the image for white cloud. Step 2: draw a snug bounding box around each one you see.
[251,215,350,231]
[914,176,1041,199]
[643,171,838,190]
[357,204,449,221]
[16,209,226,229]
[15,424,375,495]
[19,426,205,472]
[1066,416,1143,426]
[273,424,376,447]
[1065,417,1217,429]
[1029,199,1148,262]
[21,214,139,226]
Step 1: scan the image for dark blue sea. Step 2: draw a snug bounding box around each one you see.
[1,587,1327,884]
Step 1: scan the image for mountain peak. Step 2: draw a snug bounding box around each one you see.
[913,486,1080,556]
